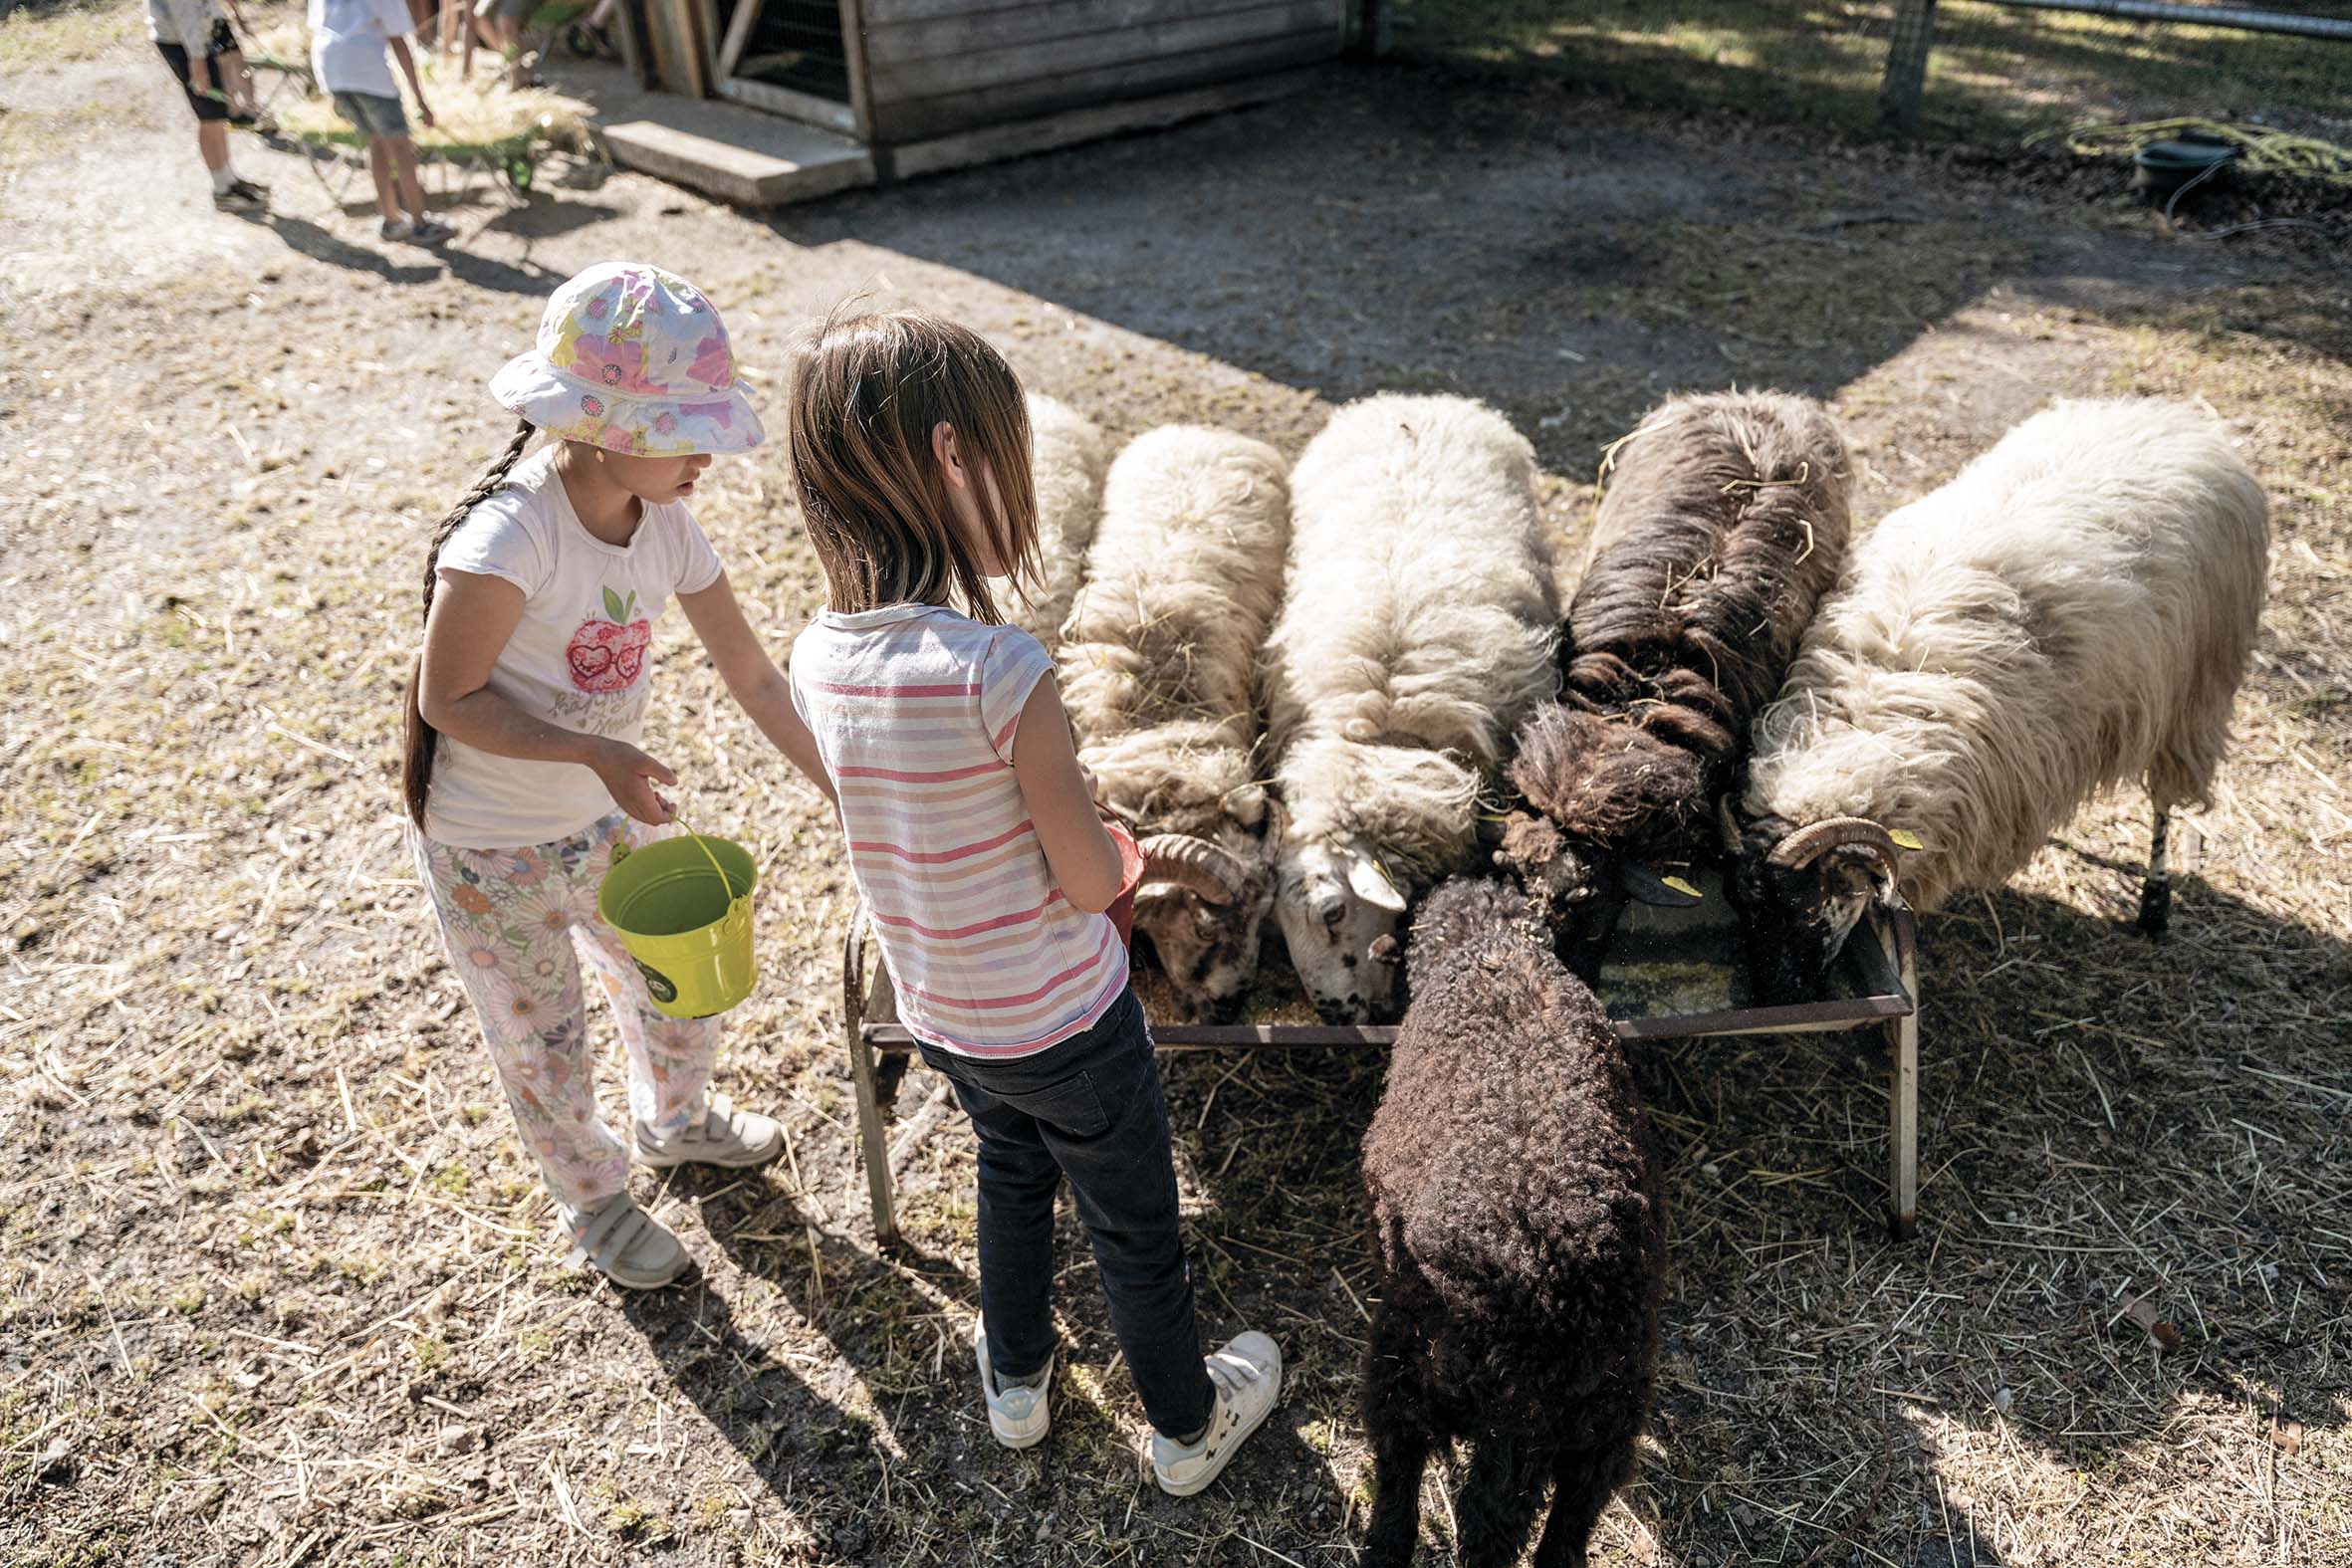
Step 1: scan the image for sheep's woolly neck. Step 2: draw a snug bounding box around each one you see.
[1081,721,1264,841]
[1746,397,2268,912]
[1264,393,1559,884]
[1060,425,1289,745]
[1519,390,1850,852]
[982,394,1109,650]
[1274,733,1481,886]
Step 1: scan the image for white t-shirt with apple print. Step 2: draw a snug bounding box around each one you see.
[424,447,723,849]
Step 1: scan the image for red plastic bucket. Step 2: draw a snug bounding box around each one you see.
[1103,817,1145,949]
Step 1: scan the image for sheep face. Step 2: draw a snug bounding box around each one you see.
[1275,838,1409,1023]
[1734,817,1902,1003]
[1131,815,1277,1023]
[1492,811,1706,976]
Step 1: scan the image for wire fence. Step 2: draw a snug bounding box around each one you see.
[1385,0,2352,147]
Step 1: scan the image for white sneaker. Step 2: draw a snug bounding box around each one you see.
[378,217,416,241]
[632,1092,784,1170]
[555,1194,689,1289]
[1150,1331,1282,1496]
[973,1315,1053,1449]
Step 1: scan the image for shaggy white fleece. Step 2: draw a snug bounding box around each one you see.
[1263,394,1559,1016]
[1058,425,1293,1013]
[1746,397,2269,912]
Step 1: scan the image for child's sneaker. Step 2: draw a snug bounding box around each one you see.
[556,1193,688,1289]
[410,217,456,246]
[1150,1331,1283,1496]
[973,1316,1053,1449]
[213,179,267,212]
[632,1092,783,1170]
[379,216,416,241]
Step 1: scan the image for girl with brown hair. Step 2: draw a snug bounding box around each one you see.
[785,308,1282,1492]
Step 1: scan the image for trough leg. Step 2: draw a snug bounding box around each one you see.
[848,1024,899,1251]
[2136,808,2173,940]
[1881,919,1920,1241]
[843,907,899,1251]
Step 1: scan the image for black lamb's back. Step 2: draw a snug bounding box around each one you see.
[1362,878,1667,1442]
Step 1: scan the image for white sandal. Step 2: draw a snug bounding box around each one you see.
[631,1091,784,1170]
[559,1195,689,1289]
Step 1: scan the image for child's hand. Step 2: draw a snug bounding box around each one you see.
[589,739,678,824]
[418,103,436,129]
[188,56,213,96]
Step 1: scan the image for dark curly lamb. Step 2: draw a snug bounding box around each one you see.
[1360,877,1667,1568]
[1501,391,1850,961]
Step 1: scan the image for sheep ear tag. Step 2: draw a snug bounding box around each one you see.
[1346,850,1408,914]
[1620,863,1705,908]
[1888,828,1925,851]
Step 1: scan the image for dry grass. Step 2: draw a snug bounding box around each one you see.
[245,21,591,154]
[2,10,2347,1567]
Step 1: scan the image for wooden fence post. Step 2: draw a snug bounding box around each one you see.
[1879,0,1939,133]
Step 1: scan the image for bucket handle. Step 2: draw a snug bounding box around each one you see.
[669,812,739,904]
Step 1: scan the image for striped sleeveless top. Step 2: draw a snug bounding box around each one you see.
[790,602,1129,1057]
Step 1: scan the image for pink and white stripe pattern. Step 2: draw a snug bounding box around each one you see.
[792,603,1127,1057]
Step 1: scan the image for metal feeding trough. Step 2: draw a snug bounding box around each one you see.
[841,873,1920,1249]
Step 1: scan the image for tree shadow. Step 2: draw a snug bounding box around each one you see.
[1627,864,2351,1564]
[767,63,2270,469]
[1128,845,2347,1562]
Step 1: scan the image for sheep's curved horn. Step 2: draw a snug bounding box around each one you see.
[1767,817,1902,870]
[1139,834,1246,907]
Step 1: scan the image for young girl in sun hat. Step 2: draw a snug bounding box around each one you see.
[403,261,833,1289]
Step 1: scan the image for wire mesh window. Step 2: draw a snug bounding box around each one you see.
[730,0,850,104]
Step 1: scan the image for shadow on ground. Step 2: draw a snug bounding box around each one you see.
[767,68,2278,469]
[821,855,2349,1564]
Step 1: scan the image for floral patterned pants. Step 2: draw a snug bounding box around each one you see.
[415,813,719,1211]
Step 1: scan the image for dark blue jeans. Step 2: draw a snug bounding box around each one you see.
[917,986,1216,1440]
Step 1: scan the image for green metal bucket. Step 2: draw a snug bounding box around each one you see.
[596,831,758,1019]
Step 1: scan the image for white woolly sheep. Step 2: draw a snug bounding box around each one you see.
[983,394,1110,649]
[1059,426,1292,1020]
[1736,397,2269,1000]
[1262,394,1560,1022]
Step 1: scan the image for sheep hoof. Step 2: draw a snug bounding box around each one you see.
[2135,880,2172,941]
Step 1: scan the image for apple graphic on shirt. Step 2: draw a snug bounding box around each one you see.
[567,587,651,694]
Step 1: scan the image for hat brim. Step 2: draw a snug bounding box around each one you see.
[491,351,765,457]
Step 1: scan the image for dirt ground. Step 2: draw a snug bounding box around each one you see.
[3,7,2348,1566]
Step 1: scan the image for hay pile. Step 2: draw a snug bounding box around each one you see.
[250,22,589,154]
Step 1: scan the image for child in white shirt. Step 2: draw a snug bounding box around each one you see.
[308,0,452,243]
[404,263,832,1287]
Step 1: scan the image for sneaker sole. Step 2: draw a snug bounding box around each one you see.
[1153,1387,1279,1497]
[988,1412,1051,1450]
[598,1255,692,1290]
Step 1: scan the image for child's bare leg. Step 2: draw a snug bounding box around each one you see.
[387,134,428,222]
[198,118,230,174]
[365,137,399,222]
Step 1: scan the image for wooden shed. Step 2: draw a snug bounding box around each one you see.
[621,0,1375,195]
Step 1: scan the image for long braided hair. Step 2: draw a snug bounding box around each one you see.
[401,415,538,829]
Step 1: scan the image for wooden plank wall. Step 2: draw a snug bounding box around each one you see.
[857,0,1345,142]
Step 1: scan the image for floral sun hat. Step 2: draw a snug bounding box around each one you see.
[490,262,764,457]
